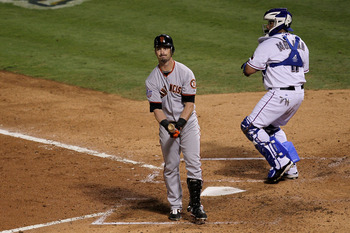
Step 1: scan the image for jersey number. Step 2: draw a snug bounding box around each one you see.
[291,66,300,73]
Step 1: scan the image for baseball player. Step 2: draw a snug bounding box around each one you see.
[240,8,309,183]
[145,34,207,222]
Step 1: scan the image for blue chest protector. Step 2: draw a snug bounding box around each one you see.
[269,35,303,68]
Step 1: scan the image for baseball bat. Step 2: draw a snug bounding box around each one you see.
[168,123,176,133]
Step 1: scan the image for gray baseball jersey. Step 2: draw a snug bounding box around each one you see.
[146,61,202,210]
[146,61,197,122]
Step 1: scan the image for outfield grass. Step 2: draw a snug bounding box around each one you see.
[0,0,349,100]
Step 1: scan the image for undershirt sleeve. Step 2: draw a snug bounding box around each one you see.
[182,94,195,103]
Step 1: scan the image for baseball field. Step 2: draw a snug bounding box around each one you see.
[0,1,349,233]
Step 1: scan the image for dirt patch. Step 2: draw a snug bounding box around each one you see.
[0,71,349,232]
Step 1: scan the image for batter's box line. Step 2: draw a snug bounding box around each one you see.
[200,157,342,161]
[91,206,239,226]
[0,128,162,170]
[0,212,106,233]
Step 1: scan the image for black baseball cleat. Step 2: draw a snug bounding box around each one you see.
[266,161,294,184]
[187,205,207,224]
[168,209,181,221]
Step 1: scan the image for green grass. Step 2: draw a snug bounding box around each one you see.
[0,0,349,100]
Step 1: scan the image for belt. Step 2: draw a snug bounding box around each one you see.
[269,84,304,91]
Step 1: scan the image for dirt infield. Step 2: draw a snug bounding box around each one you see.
[0,71,349,233]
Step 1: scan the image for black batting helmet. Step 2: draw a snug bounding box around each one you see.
[154,34,175,53]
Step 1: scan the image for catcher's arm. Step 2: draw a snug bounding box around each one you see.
[241,61,258,77]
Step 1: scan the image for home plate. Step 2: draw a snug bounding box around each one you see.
[201,187,246,196]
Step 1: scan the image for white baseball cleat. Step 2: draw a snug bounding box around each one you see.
[268,163,299,181]
[283,164,299,179]
[266,161,294,183]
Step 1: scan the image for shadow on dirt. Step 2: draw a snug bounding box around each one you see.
[77,183,169,215]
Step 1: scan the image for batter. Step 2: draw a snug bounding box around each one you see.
[145,34,207,222]
[241,8,309,183]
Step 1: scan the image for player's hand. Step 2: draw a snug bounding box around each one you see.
[170,129,180,138]
[175,118,187,130]
[168,123,180,138]
[241,60,250,77]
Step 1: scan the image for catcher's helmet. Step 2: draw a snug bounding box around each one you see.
[263,8,293,36]
[154,34,175,53]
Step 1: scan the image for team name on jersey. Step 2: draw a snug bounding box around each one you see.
[160,85,168,98]
[169,84,182,95]
[275,40,306,52]
[159,84,182,98]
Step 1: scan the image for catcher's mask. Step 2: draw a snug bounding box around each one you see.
[154,34,175,54]
[263,8,293,36]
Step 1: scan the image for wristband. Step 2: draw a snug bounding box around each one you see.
[160,119,170,131]
[175,118,187,130]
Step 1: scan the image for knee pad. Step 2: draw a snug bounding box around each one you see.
[241,117,294,169]
[241,116,259,142]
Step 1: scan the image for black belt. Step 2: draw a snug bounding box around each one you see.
[269,84,304,90]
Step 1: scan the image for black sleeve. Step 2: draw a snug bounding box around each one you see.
[149,102,162,112]
[182,95,195,103]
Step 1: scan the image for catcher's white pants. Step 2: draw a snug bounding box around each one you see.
[248,88,304,130]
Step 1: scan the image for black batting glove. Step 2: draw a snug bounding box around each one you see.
[175,118,187,130]
[160,119,170,132]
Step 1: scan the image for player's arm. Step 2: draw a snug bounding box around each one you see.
[175,94,195,130]
[151,104,180,138]
[149,102,168,126]
[241,62,258,77]
[180,101,194,121]
[153,108,167,123]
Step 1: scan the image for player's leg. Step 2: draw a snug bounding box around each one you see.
[241,117,293,183]
[263,125,298,179]
[265,91,304,180]
[180,121,202,181]
[159,126,182,219]
[180,120,207,222]
[264,126,299,179]
[240,91,294,183]
[264,124,287,142]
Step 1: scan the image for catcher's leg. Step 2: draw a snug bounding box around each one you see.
[241,117,293,183]
[264,124,300,163]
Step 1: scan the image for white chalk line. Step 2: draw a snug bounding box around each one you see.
[201,158,264,161]
[0,212,105,233]
[91,205,239,226]
[0,129,162,170]
[200,157,341,161]
[94,221,239,225]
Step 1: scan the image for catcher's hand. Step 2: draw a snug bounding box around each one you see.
[241,61,249,76]
[168,123,180,138]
